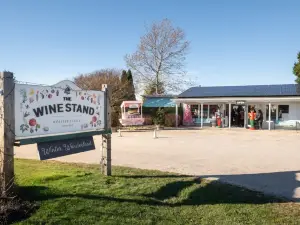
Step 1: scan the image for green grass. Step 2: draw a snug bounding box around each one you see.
[13,159,300,225]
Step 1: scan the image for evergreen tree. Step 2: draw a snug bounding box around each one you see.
[293,52,300,84]
[121,70,127,84]
[126,69,136,100]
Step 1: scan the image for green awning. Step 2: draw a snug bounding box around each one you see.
[143,97,176,108]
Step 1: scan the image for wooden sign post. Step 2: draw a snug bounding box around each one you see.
[0,72,113,195]
[0,71,15,196]
[101,84,112,176]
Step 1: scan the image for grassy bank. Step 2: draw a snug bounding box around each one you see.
[11,159,300,224]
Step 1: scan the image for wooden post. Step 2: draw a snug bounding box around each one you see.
[101,84,112,176]
[0,71,15,196]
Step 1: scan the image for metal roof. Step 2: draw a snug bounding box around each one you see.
[143,96,176,107]
[178,84,300,98]
[142,94,177,98]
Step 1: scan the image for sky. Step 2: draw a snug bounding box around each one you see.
[1,0,300,90]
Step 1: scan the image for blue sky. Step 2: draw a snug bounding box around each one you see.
[1,0,299,88]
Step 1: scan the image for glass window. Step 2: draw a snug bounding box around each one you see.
[266,105,277,121]
[190,105,210,118]
[278,105,289,113]
[209,105,218,118]
[278,105,289,119]
[191,105,198,119]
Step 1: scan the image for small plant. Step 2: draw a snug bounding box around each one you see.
[153,108,165,126]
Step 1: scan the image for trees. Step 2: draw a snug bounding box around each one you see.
[120,70,136,100]
[126,69,136,100]
[125,18,190,95]
[74,69,133,127]
[293,52,300,84]
[121,70,127,84]
[144,80,165,95]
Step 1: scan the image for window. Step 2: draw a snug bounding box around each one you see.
[190,105,210,119]
[266,105,277,121]
[278,105,289,119]
[278,105,289,113]
[190,105,198,119]
[209,105,218,117]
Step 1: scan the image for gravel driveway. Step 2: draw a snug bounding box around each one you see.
[15,128,300,201]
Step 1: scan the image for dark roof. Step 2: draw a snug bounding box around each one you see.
[178,84,300,98]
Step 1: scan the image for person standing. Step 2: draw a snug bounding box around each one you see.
[240,108,244,127]
[231,108,236,126]
[256,109,264,130]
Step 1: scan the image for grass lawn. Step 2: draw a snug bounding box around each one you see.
[12,159,300,224]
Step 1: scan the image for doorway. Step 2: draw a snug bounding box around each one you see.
[228,104,245,128]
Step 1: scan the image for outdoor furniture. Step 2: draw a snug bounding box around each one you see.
[274,120,300,130]
[195,118,211,127]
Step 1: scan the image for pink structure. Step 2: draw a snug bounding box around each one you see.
[183,104,194,126]
[119,101,145,126]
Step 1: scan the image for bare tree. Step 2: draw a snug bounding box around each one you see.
[74,69,132,127]
[125,19,190,94]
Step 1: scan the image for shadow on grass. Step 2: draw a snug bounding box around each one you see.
[114,174,191,179]
[41,174,70,182]
[13,172,291,224]
[18,178,284,209]
[144,178,201,200]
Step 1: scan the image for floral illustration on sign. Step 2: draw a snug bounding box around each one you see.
[64,85,71,95]
[20,89,27,103]
[19,88,44,134]
[18,83,103,135]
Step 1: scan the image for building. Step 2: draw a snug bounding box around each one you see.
[173,84,300,130]
[142,95,180,126]
[142,95,177,108]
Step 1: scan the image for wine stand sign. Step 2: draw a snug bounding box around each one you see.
[0,72,112,196]
[14,80,105,139]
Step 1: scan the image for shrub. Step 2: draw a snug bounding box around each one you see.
[153,108,165,126]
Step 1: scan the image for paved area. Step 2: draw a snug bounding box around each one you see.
[15,128,300,201]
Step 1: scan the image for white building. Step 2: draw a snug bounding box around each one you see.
[173,84,300,130]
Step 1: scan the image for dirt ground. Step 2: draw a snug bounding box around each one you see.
[15,128,300,201]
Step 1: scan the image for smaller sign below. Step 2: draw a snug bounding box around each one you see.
[236,101,246,105]
[37,136,95,160]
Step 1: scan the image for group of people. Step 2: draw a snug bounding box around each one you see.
[250,108,264,130]
[231,106,264,129]
[231,106,245,127]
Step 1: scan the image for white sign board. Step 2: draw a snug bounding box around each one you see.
[14,80,105,140]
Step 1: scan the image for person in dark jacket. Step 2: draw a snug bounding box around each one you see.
[256,109,264,130]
